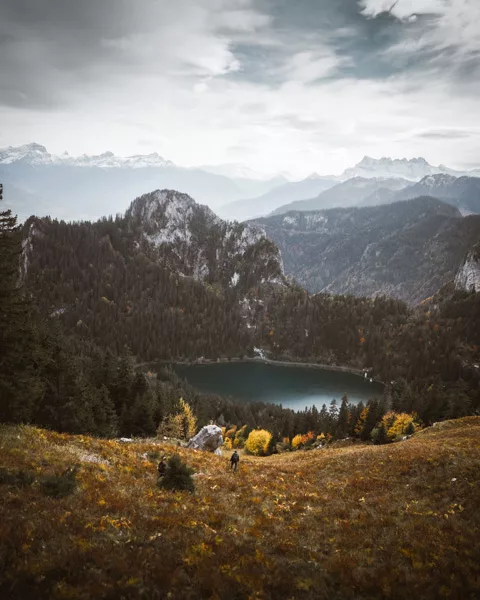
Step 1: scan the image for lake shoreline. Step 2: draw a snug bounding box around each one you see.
[157,356,381,384]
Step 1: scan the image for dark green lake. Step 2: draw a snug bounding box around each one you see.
[174,362,383,411]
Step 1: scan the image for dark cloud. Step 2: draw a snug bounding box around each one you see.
[0,0,265,108]
[0,0,141,108]
[1,0,478,112]
[416,129,477,140]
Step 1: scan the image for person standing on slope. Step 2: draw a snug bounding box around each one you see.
[157,456,167,478]
[230,450,240,472]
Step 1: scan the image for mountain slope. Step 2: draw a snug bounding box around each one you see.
[23,190,284,360]
[2,418,479,599]
[217,175,337,221]
[254,197,480,304]
[271,177,410,216]
[395,175,480,214]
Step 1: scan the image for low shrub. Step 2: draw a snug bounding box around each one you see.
[146,450,161,461]
[40,465,79,498]
[158,454,195,493]
[0,467,35,487]
[244,429,272,456]
[371,424,388,445]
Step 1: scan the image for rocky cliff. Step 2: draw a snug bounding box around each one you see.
[455,244,480,293]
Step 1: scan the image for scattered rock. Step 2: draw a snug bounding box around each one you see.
[187,425,223,452]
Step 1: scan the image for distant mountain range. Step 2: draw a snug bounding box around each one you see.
[219,156,480,221]
[0,142,175,169]
[253,196,480,304]
[272,173,480,217]
[216,174,337,221]
[339,155,480,182]
[0,143,284,222]
[270,177,410,215]
[3,144,480,223]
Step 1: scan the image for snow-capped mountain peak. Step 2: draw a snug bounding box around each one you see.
[341,156,441,182]
[0,143,175,169]
[0,142,54,165]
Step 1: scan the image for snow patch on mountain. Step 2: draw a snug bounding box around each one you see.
[419,174,458,189]
[0,143,55,166]
[341,156,479,182]
[0,143,175,169]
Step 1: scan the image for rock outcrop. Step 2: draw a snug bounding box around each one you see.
[187,425,223,452]
[455,244,480,293]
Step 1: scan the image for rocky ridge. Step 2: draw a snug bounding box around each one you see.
[253,197,480,304]
[455,244,480,293]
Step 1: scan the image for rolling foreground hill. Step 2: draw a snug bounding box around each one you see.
[1,419,479,599]
[254,197,480,303]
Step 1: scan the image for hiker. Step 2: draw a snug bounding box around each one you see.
[157,456,167,478]
[230,450,240,472]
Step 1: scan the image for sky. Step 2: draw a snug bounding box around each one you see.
[0,0,479,179]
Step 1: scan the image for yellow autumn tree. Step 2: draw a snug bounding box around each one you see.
[178,397,197,440]
[291,432,316,450]
[354,408,369,437]
[245,429,272,456]
[291,434,305,450]
[157,397,197,440]
[381,412,420,440]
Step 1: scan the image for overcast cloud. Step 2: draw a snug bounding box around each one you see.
[0,0,479,178]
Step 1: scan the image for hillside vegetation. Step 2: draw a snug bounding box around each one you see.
[254,197,480,302]
[1,418,479,599]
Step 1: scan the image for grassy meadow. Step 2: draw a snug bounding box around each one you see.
[1,418,479,599]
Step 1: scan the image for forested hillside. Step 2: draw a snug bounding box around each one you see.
[1,188,480,441]
[254,197,480,303]
[23,190,283,360]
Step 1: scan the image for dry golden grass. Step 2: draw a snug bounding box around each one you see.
[1,418,479,600]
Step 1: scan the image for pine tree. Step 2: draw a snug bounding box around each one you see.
[0,208,42,422]
[130,391,156,437]
[92,385,119,438]
[336,394,349,439]
[371,423,388,445]
[158,454,195,493]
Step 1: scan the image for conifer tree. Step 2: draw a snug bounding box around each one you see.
[0,207,42,422]
[336,394,350,438]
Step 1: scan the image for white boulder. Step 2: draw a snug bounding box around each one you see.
[187,425,223,452]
